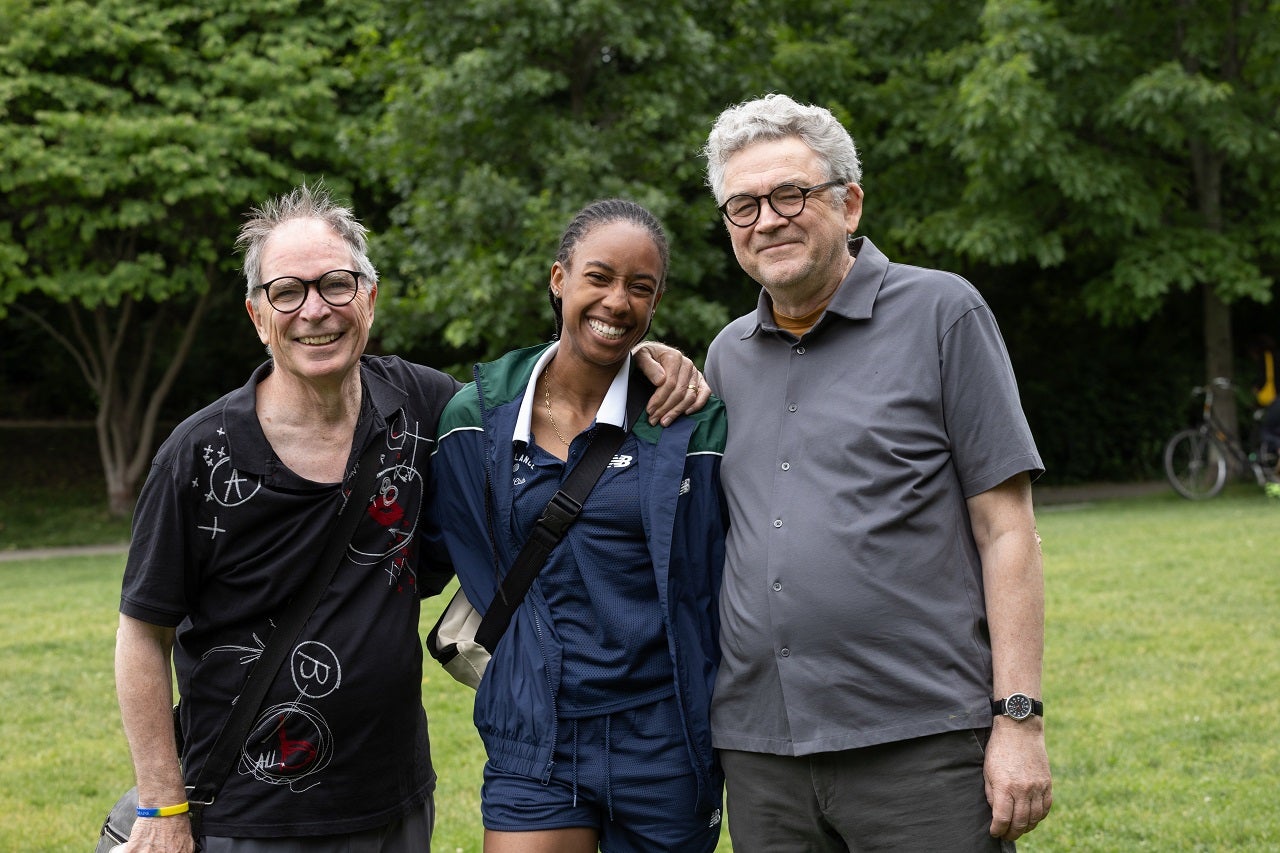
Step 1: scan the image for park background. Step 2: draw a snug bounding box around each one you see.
[1,0,1278,851]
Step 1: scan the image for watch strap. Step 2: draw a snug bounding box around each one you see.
[991,695,1044,718]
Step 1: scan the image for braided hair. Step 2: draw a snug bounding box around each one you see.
[548,199,669,339]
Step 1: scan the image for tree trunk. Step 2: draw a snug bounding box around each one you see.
[1203,283,1241,468]
[1186,0,1247,466]
[95,285,213,518]
[22,282,213,519]
[105,466,135,519]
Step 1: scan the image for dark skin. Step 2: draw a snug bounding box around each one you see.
[493,220,672,852]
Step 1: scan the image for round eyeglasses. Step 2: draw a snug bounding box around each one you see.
[254,270,364,313]
[718,180,845,228]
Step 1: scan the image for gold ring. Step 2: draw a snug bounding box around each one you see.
[687,383,698,390]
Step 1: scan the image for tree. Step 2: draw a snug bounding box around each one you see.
[889,0,1280,436]
[361,0,748,371]
[0,0,378,515]
[723,0,1278,444]
[349,0,1279,484]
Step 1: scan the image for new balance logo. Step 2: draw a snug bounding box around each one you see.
[608,454,634,469]
[679,478,691,495]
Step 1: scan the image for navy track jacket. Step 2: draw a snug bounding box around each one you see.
[430,343,728,813]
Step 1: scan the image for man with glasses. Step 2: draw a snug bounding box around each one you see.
[700,94,1052,851]
[113,183,709,852]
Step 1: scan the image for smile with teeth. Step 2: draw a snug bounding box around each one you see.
[588,318,627,340]
[297,332,341,345]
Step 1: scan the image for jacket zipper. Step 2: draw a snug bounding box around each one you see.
[531,606,558,784]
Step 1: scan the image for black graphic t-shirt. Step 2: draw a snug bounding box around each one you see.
[120,356,459,837]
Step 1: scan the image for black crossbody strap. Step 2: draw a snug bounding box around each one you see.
[187,438,384,824]
[473,424,627,652]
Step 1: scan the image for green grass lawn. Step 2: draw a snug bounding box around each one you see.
[1031,485,1280,851]
[2,484,1278,851]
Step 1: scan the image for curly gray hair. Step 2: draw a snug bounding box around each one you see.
[702,94,862,205]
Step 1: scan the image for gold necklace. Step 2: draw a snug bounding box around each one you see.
[542,369,573,447]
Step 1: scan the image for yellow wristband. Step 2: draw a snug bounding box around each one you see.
[136,801,189,818]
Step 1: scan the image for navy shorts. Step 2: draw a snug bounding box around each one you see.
[482,694,722,853]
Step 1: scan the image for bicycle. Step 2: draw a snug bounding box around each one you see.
[1163,377,1280,500]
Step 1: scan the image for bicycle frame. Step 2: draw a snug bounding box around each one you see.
[1197,387,1252,469]
[1164,378,1278,500]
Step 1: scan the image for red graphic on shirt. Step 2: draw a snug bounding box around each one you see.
[367,491,404,527]
[275,720,318,772]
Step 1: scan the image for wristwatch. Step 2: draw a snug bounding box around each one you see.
[991,693,1043,721]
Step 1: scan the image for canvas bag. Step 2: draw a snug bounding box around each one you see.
[427,588,490,689]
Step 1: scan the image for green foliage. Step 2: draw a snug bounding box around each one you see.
[734,0,989,251]
[0,0,379,512]
[363,0,1280,359]
[909,0,1280,326]
[0,0,374,308]
[6,0,1280,489]
[362,0,741,369]
[736,0,1280,452]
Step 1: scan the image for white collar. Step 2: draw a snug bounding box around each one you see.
[513,342,631,446]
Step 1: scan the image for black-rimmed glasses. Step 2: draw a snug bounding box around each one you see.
[718,180,845,228]
[254,270,364,313]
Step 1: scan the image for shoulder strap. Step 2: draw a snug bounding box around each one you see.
[187,437,384,817]
[473,424,627,652]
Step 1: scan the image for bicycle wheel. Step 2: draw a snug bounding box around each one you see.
[1164,428,1228,499]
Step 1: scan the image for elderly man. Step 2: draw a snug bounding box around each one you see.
[113,184,707,852]
[701,94,1052,851]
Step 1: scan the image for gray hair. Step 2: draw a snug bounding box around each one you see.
[236,183,378,299]
[703,93,862,205]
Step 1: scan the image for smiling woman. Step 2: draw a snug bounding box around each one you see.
[429,198,729,853]
[538,203,667,458]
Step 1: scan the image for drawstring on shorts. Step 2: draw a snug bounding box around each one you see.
[604,714,614,821]
[566,713,616,821]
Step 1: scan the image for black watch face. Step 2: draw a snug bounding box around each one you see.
[1006,693,1033,720]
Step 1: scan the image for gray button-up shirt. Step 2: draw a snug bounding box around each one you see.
[706,237,1042,756]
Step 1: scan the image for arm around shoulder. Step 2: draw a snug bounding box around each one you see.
[632,341,710,425]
